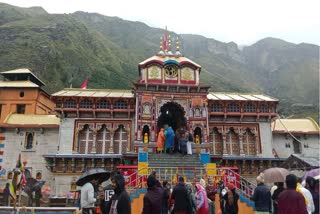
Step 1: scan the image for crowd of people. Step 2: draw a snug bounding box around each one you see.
[157,125,194,156]
[250,173,319,214]
[142,173,213,214]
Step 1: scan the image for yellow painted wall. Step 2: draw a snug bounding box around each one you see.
[131,193,145,214]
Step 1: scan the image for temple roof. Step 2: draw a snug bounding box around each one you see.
[1,68,46,87]
[138,55,201,70]
[52,88,134,98]
[207,92,278,102]
[0,80,39,88]
[272,118,320,134]
[2,114,60,127]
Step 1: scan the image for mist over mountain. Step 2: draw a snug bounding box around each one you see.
[0,3,318,120]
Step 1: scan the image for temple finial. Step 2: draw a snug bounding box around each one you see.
[175,37,181,56]
[176,37,180,51]
[168,34,172,51]
[158,37,164,56]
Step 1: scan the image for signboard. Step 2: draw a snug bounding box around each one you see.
[206,163,217,176]
[138,152,148,162]
[138,162,148,175]
[104,190,115,201]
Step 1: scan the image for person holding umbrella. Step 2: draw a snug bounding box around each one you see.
[76,168,111,214]
[81,176,100,214]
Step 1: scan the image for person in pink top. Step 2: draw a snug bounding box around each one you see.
[195,183,209,214]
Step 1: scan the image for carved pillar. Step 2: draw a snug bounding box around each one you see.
[222,135,228,155]
[127,127,131,153]
[255,135,259,155]
[71,158,75,173]
[91,129,97,154]
[109,130,115,153]
[239,133,245,155]
[92,158,95,168]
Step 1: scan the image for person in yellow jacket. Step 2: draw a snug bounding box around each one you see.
[296,178,315,214]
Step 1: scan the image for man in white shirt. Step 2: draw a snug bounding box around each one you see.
[297,178,315,214]
[81,176,100,214]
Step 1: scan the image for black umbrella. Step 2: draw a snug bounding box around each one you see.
[76,168,111,186]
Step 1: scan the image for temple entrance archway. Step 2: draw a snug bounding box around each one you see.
[157,102,187,132]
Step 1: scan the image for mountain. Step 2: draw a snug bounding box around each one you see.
[0,3,318,121]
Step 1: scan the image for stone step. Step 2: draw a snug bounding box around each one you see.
[148,154,200,158]
[149,164,201,167]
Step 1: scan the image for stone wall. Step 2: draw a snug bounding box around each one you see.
[58,118,76,153]
[273,133,319,158]
[0,128,58,188]
[258,122,274,158]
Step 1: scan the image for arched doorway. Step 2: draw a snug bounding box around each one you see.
[157,102,187,132]
[194,127,202,144]
[142,125,150,144]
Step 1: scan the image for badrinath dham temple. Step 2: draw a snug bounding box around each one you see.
[0,36,319,195]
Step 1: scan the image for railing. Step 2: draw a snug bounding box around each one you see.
[216,168,256,199]
[124,166,256,199]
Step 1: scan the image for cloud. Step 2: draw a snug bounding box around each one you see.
[1,0,319,45]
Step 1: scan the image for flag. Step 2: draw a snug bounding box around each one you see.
[16,153,22,170]
[163,26,168,51]
[20,171,27,189]
[80,79,88,89]
[9,181,16,200]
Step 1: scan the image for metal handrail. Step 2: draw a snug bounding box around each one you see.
[124,166,256,199]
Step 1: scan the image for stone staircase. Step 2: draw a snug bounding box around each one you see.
[148,153,205,182]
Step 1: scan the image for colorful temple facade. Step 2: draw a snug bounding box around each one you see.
[0,36,319,195]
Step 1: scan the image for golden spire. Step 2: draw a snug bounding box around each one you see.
[176,37,180,52]
[168,34,172,51]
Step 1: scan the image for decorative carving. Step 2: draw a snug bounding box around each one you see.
[149,66,161,79]
[181,68,193,81]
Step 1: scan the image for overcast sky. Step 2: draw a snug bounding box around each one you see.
[2,0,320,45]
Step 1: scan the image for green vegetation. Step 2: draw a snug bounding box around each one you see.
[0,3,318,121]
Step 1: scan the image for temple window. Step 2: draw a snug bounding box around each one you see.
[211,128,223,155]
[77,124,94,154]
[56,100,63,108]
[244,103,256,113]
[25,132,34,149]
[114,100,127,109]
[96,99,110,109]
[79,99,93,108]
[226,128,239,155]
[114,125,128,154]
[227,103,240,112]
[293,139,302,154]
[17,104,26,114]
[97,125,111,154]
[260,104,269,113]
[211,103,223,112]
[194,108,201,117]
[242,128,256,155]
[64,99,76,108]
